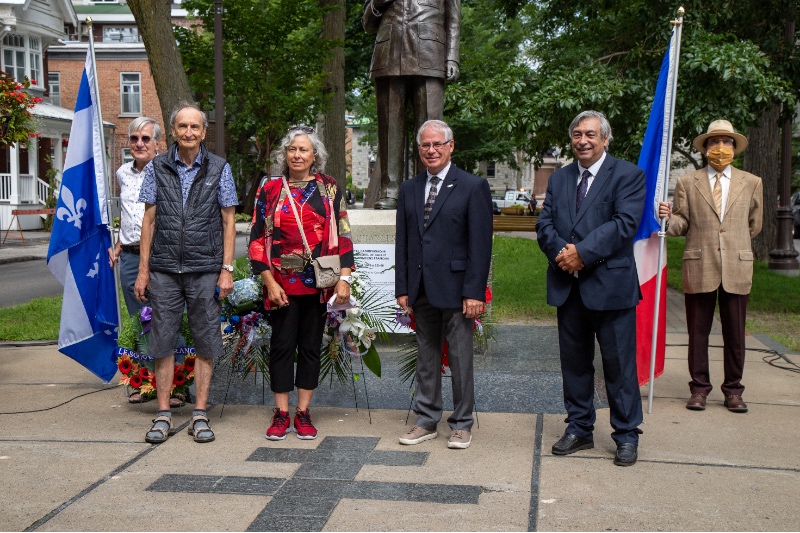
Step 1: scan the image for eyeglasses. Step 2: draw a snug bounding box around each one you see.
[419,140,452,151]
[129,135,153,144]
[707,137,735,147]
[288,125,314,134]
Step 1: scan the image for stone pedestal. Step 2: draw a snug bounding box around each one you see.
[348,209,407,332]
[348,209,397,244]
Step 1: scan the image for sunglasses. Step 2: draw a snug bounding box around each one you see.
[288,125,314,134]
[129,135,153,144]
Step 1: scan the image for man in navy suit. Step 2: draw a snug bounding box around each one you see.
[395,119,493,450]
[537,110,646,466]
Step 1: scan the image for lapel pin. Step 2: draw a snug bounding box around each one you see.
[447,184,454,188]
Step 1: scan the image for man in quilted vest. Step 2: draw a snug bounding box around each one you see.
[659,119,763,413]
[134,102,238,443]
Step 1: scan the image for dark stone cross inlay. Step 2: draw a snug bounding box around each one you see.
[146,436,482,531]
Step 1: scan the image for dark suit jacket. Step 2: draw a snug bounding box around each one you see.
[537,154,646,311]
[363,0,460,79]
[395,165,493,309]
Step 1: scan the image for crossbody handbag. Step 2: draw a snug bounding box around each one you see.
[281,177,341,289]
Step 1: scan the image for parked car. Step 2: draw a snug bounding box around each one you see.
[792,191,800,238]
[492,190,532,209]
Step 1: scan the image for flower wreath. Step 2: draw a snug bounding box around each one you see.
[219,256,394,387]
[115,306,196,401]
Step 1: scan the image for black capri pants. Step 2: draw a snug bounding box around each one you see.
[268,293,327,393]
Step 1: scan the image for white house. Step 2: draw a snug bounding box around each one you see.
[0,0,86,231]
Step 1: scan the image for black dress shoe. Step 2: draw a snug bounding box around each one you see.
[552,433,594,455]
[614,443,638,466]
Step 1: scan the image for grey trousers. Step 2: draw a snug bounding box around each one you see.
[119,250,146,317]
[412,294,475,431]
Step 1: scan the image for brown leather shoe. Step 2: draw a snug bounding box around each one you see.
[724,395,748,413]
[685,393,707,411]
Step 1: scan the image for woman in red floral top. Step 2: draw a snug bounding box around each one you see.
[249,126,355,441]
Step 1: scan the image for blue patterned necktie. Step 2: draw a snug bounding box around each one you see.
[576,169,590,214]
[424,175,441,225]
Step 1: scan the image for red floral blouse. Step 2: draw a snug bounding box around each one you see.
[249,173,355,306]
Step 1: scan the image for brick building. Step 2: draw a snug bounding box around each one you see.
[47,1,189,183]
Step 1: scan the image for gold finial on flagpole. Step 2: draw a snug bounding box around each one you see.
[86,17,93,27]
[671,6,684,25]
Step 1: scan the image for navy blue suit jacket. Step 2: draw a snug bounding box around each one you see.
[395,165,493,309]
[537,154,646,311]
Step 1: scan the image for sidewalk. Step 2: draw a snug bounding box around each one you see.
[1,228,798,531]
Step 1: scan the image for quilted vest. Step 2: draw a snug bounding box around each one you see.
[148,143,227,274]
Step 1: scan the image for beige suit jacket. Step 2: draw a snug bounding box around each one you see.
[666,166,763,295]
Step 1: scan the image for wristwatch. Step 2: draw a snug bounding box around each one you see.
[339,275,352,285]
[222,264,234,272]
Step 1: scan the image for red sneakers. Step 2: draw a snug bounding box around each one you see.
[293,409,318,440]
[265,408,290,440]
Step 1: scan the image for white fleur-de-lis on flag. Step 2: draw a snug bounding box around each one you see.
[56,185,87,229]
[87,253,100,278]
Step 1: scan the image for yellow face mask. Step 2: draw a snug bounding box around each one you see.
[706,145,734,171]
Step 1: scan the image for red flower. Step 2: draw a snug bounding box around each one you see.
[151,375,157,389]
[184,357,195,372]
[138,367,152,380]
[173,372,186,387]
[485,286,493,304]
[129,374,143,389]
[118,359,133,375]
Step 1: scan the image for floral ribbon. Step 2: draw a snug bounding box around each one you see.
[140,306,153,334]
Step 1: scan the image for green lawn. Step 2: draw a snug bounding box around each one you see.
[0,296,62,340]
[666,237,800,351]
[491,235,555,323]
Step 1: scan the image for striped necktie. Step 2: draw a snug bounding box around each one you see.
[576,169,590,214]
[424,175,441,225]
[713,172,723,218]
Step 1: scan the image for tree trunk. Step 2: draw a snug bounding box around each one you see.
[318,0,347,193]
[743,104,781,260]
[127,0,194,140]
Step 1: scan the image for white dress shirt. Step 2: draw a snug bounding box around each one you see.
[707,165,731,221]
[425,162,452,201]
[576,151,607,192]
[116,161,146,245]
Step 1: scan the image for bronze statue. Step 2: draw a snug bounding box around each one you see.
[363,0,461,209]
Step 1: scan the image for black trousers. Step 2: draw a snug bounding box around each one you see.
[556,280,643,445]
[268,294,327,393]
[685,287,748,397]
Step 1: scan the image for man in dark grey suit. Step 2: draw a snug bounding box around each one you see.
[537,110,646,466]
[395,119,492,449]
[363,0,460,209]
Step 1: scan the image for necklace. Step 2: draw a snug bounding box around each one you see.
[288,180,316,222]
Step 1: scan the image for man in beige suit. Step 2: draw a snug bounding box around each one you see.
[659,120,763,413]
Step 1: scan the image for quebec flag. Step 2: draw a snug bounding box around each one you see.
[47,50,118,382]
[633,30,678,386]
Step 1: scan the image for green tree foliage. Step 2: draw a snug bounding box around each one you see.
[445,0,796,172]
[177,0,331,214]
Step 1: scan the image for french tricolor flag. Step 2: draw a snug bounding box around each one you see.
[633,29,680,387]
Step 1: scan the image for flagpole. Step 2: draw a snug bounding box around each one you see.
[648,6,684,414]
[86,17,124,331]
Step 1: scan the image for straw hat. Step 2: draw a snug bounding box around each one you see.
[693,119,748,154]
